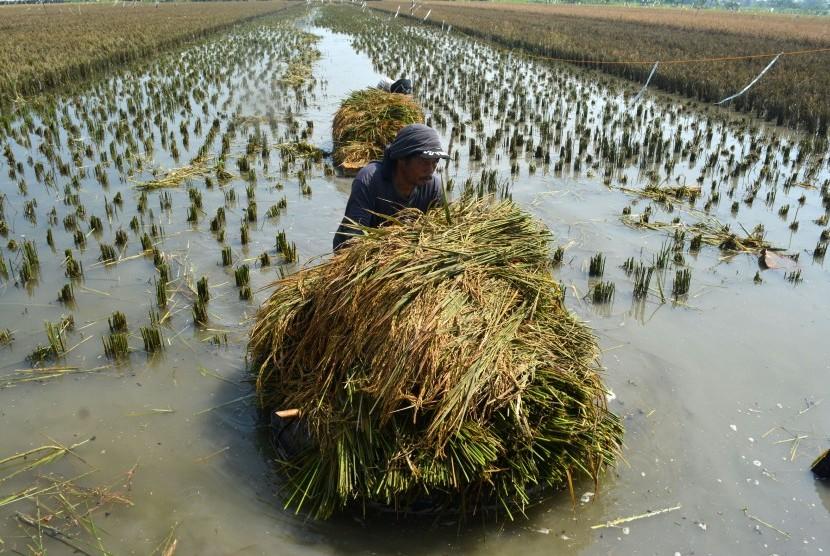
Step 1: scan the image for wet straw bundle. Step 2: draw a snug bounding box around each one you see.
[249,199,623,518]
[332,88,424,174]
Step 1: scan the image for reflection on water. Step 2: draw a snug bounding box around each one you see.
[0,5,828,555]
[818,478,830,515]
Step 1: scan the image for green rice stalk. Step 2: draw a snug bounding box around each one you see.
[633,265,654,300]
[0,328,13,346]
[197,276,209,303]
[140,326,164,353]
[193,299,208,326]
[108,311,127,333]
[588,253,605,277]
[58,283,74,304]
[672,269,692,298]
[103,333,129,360]
[591,281,615,304]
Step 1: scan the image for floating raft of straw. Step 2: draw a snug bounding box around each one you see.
[332,88,424,175]
[249,199,623,518]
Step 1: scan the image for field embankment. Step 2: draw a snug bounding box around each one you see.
[0,1,289,101]
[372,1,830,133]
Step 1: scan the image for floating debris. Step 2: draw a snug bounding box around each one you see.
[134,157,218,190]
[622,215,775,255]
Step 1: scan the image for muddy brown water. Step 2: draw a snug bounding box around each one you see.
[0,8,828,555]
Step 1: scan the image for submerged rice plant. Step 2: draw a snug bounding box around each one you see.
[141,325,164,353]
[197,276,210,303]
[276,231,297,263]
[58,283,74,303]
[99,242,117,263]
[193,298,208,326]
[234,264,250,288]
[103,333,130,360]
[588,252,605,277]
[109,311,128,333]
[592,281,615,304]
[632,265,654,300]
[0,328,13,346]
[672,268,692,298]
[63,249,84,279]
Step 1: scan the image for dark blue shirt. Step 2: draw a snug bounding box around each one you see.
[333,159,442,251]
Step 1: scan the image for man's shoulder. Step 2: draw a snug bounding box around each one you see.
[354,161,384,186]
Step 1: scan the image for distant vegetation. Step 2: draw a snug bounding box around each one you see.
[374,1,830,133]
[518,0,829,15]
[0,1,288,101]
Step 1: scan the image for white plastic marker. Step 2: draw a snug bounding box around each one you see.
[716,53,782,105]
[395,6,400,17]
[423,8,431,21]
[630,61,659,107]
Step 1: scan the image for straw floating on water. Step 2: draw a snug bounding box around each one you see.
[133,157,218,190]
[249,198,623,518]
[621,214,776,254]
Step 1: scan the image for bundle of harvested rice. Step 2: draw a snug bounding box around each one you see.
[249,198,623,518]
[332,88,424,174]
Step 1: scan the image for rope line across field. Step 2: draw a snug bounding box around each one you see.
[522,45,830,67]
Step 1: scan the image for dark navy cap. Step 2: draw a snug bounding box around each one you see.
[385,124,450,161]
[390,78,413,95]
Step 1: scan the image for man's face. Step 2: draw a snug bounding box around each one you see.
[399,156,439,189]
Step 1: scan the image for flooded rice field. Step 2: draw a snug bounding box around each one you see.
[1,5,828,554]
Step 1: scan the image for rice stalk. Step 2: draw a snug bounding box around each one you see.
[141,326,164,353]
[672,269,692,298]
[591,281,615,304]
[102,333,129,360]
[332,88,424,172]
[249,198,622,518]
[0,439,91,485]
[588,253,605,277]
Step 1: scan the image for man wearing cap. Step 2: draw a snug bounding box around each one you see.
[333,124,449,251]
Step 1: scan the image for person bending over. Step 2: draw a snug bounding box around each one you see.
[333,124,449,251]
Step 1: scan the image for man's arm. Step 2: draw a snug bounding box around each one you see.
[333,174,375,251]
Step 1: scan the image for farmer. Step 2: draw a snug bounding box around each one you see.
[376,77,413,94]
[333,123,449,251]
